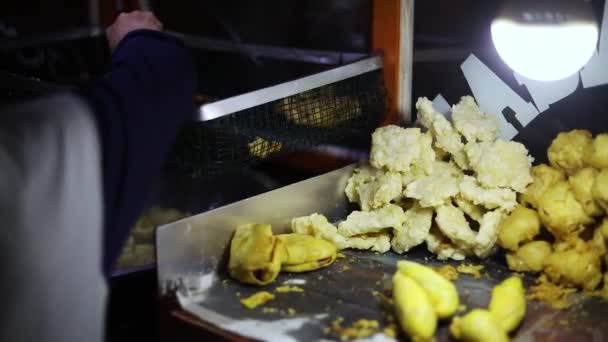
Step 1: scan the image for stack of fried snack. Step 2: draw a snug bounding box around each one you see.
[291,96,533,261]
[502,129,608,294]
[228,223,338,286]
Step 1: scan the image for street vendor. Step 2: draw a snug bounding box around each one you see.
[0,10,196,342]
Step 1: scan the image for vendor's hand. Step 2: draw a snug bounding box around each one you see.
[106,10,163,52]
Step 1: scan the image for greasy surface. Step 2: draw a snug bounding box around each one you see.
[166,247,608,341]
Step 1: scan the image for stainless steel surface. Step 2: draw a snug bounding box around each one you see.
[196,56,383,122]
[156,164,354,290]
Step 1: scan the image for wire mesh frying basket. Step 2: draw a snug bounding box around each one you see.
[168,56,386,179]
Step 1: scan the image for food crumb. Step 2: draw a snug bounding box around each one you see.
[435,265,458,280]
[383,323,398,338]
[342,265,351,271]
[456,264,484,279]
[337,253,346,259]
[240,291,275,309]
[262,307,278,314]
[527,275,575,309]
[326,318,380,341]
[287,308,297,316]
[275,285,304,293]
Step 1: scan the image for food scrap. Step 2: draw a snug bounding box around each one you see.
[436,265,459,281]
[274,285,304,293]
[240,291,275,309]
[527,275,576,309]
[456,264,484,279]
[325,317,380,341]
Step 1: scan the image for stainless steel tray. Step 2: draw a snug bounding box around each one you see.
[156,164,608,341]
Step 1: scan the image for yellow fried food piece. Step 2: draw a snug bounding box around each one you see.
[489,276,526,333]
[435,203,477,251]
[584,133,608,169]
[276,233,337,272]
[592,168,608,212]
[497,206,541,251]
[451,95,499,142]
[397,260,460,318]
[544,240,603,291]
[436,265,459,280]
[392,272,437,341]
[459,175,517,212]
[456,264,484,279]
[547,129,593,175]
[569,167,603,217]
[404,160,463,208]
[506,240,553,273]
[345,163,403,211]
[290,213,348,249]
[241,291,275,309]
[589,226,607,255]
[450,309,508,342]
[520,164,565,209]
[538,181,593,239]
[425,227,469,261]
[338,204,406,237]
[465,139,533,193]
[346,232,392,253]
[391,203,434,254]
[228,224,284,286]
[370,125,435,173]
[473,210,506,258]
[416,97,464,155]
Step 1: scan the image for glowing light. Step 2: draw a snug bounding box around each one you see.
[491,19,598,81]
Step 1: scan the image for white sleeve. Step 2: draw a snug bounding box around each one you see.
[0,94,106,342]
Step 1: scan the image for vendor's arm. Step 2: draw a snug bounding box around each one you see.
[79,11,197,274]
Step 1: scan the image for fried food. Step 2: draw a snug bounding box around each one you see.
[454,195,485,223]
[370,125,435,173]
[228,224,284,286]
[338,204,406,237]
[456,264,484,279]
[392,272,437,341]
[538,181,593,239]
[352,171,403,211]
[497,206,541,251]
[459,175,517,212]
[416,97,464,155]
[465,140,533,192]
[544,240,603,291]
[450,309,508,342]
[404,160,463,207]
[584,133,608,169]
[520,164,566,209]
[547,129,593,175]
[569,167,603,217]
[426,227,469,261]
[391,203,434,253]
[527,274,575,309]
[397,261,460,318]
[592,168,608,212]
[291,213,348,249]
[506,241,553,273]
[346,232,392,253]
[474,210,506,258]
[435,204,477,250]
[276,234,337,272]
[451,95,499,142]
[488,276,526,333]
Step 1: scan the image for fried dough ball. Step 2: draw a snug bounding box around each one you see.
[538,181,593,239]
[506,241,552,273]
[544,239,603,291]
[569,167,604,217]
[592,169,608,212]
[520,164,565,209]
[497,206,541,251]
[547,129,593,175]
[584,133,608,169]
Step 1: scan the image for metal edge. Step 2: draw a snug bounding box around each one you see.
[197,55,383,121]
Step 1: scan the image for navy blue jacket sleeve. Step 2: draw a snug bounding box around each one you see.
[79,29,196,275]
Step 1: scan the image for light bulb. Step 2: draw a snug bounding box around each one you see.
[491,1,599,82]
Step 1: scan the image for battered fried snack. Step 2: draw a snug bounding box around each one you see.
[489,277,526,333]
[392,272,437,341]
[569,167,604,217]
[544,239,603,291]
[276,233,337,272]
[520,164,565,209]
[592,169,608,212]
[497,206,541,251]
[538,181,593,239]
[547,129,593,175]
[228,224,284,286]
[450,309,508,342]
[506,241,552,273]
[584,133,608,169]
